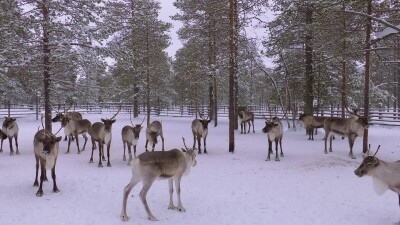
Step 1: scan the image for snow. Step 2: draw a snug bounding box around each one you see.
[1,113,400,225]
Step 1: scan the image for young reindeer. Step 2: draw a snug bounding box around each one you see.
[299,114,328,140]
[238,110,255,134]
[60,115,92,154]
[33,129,62,196]
[145,120,165,152]
[262,117,284,161]
[323,109,369,159]
[191,111,211,154]
[122,115,145,164]
[89,106,121,167]
[52,111,83,141]
[1,117,19,155]
[355,145,400,209]
[120,138,197,222]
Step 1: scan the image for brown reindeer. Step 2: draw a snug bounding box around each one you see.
[89,106,121,167]
[52,111,83,141]
[60,115,92,154]
[145,120,165,152]
[122,115,145,163]
[1,117,19,155]
[191,112,211,154]
[262,117,284,161]
[238,110,255,134]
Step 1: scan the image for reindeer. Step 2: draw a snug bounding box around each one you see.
[262,117,284,161]
[299,114,328,140]
[355,145,400,210]
[120,138,197,222]
[145,120,165,152]
[60,115,92,154]
[323,110,369,159]
[191,112,211,154]
[1,117,19,155]
[52,111,83,141]
[33,129,62,196]
[122,115,145,164]
[238,110,255,134]
[89,106,120,167]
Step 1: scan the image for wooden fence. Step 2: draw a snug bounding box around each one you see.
[1,103,400,126]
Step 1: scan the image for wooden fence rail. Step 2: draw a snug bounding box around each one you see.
[2,103,400,126]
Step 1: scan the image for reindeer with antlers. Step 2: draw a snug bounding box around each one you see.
[145,120,165,152]
[60,110,92,154]
[122,114,146,164]
[52,105,83,141]
[89,105,121,167]
[262,117,284,161]
[355,145,400,210]
[191,110,211,154]
[1,117,19,155]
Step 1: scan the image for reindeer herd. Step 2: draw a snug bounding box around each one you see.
[1,107,400,221]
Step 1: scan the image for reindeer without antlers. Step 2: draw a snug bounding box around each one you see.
[355,145,400,210]
[122,114,146,164]
[1,116,19,155]
[262,117,284,161]
[323,107,369,159]
[33,129,62,196]
[191,110,211,154]
[145,120,165,152]
[89,105,121,167]
[299,114,329,140]
[120,137,197,221]
[238,110,255,134]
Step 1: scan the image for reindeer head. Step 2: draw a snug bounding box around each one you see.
[51,113,65,123]
[132,125,143,139]
[38,134,62,156]
[354,145,380,177]
[357,116,370,129]
[182,137,197,167]
[299,113,307,121]
[262,118,279,134]
[101,104,121,133]
[3,117,17,129]
[61,116,72,127]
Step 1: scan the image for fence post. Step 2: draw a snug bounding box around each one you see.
[7,100,10,117]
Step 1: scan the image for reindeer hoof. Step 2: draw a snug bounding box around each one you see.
[349,155,356,159]
[178,207,186,212]
[148,216,158,221]
[36,191,43,197]
[275,158,280,161]
[107,163,112,167]
[204,150,208,154]
[168,205,177,210]
[65,151,70,154]
[0,148,3,152]
[33,181,38,187]
[120,214,129,222]
[89,159,93,163]
[98,164,103,168]
[53,188,60,193]
[123,156,126,161]
[266,158,271,161]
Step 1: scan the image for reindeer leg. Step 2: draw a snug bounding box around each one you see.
[101,143,106,161]
[52,160,60,193]
[8,137,14,156]
[175,176,185,212]
[145,140,149,152]
[168,179,177,210]
[121,176,140,221]
[275,139,280,161]
[152,143,155,152]
[123,142,127,161]
[324,131,329,154]
[15,136,19,155]
[107,143,112,167]
[75,132,81,154]
[203,136,208,154]
[36,162,45,196]
[329,135,334,152]
[0,138,3,152]
[161,134,165,151]
[279,137,284,157]
[247,121,251,133]
[98,144,103,167]
[33,155,39,186]
[140,178,158,221]
[64,135,68,141]
[252,120,255,133]
[89,139,95,163]
[348,134,356,159]
[81,133,88,152]
[127,144,133,165]
[266,140,272,161]
[243,122,247,134]
[197,137,202,154]
[66,136,71,154]
[240,123,243,134]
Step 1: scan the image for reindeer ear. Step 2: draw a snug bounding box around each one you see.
[181,148,186,152]
[101,118,106,123]
[111,119,116,123]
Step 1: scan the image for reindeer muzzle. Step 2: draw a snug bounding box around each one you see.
[354,168,365,177]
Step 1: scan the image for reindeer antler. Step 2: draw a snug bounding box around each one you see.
[373,145,381,157]
[182,137,190,151]
[110,104,122,120]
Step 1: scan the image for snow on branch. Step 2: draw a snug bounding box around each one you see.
[344,10,400,33]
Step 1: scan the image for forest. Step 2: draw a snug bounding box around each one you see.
[0,1,399,136]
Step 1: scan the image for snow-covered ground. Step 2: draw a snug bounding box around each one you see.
[1,113,400,225]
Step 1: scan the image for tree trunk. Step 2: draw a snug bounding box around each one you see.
[133,84,139,117]
[362,0,372,153]
[304,4,314,116]
[41,0,52,132]
[228,0,237,153]
[146,27,151,126]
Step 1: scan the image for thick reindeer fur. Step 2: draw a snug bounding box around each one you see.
[355,156,400,208]
[1,117,19,155]
[33,129,62,197]
[145,121,164,151]
[238,111,255,134]
[120,149,197,221]
[262,117,284,161]
[52,112,83,141]
[191,118,211,154]
[122,125,143,164]
[299,114,328,140]
[323,116,368,159]
[61,116,91,154]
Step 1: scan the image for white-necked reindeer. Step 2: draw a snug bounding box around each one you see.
[33,129,62,196]
[145,120,165,151]
[323,109,369,159]
[1,117,19,155]
[238,110,255,134]
[120,138,197,222]
[89,106,120,167]
[262,117,284,161]
[191,111,211,154]
[355,145,400,210]
[122,115,145,164]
